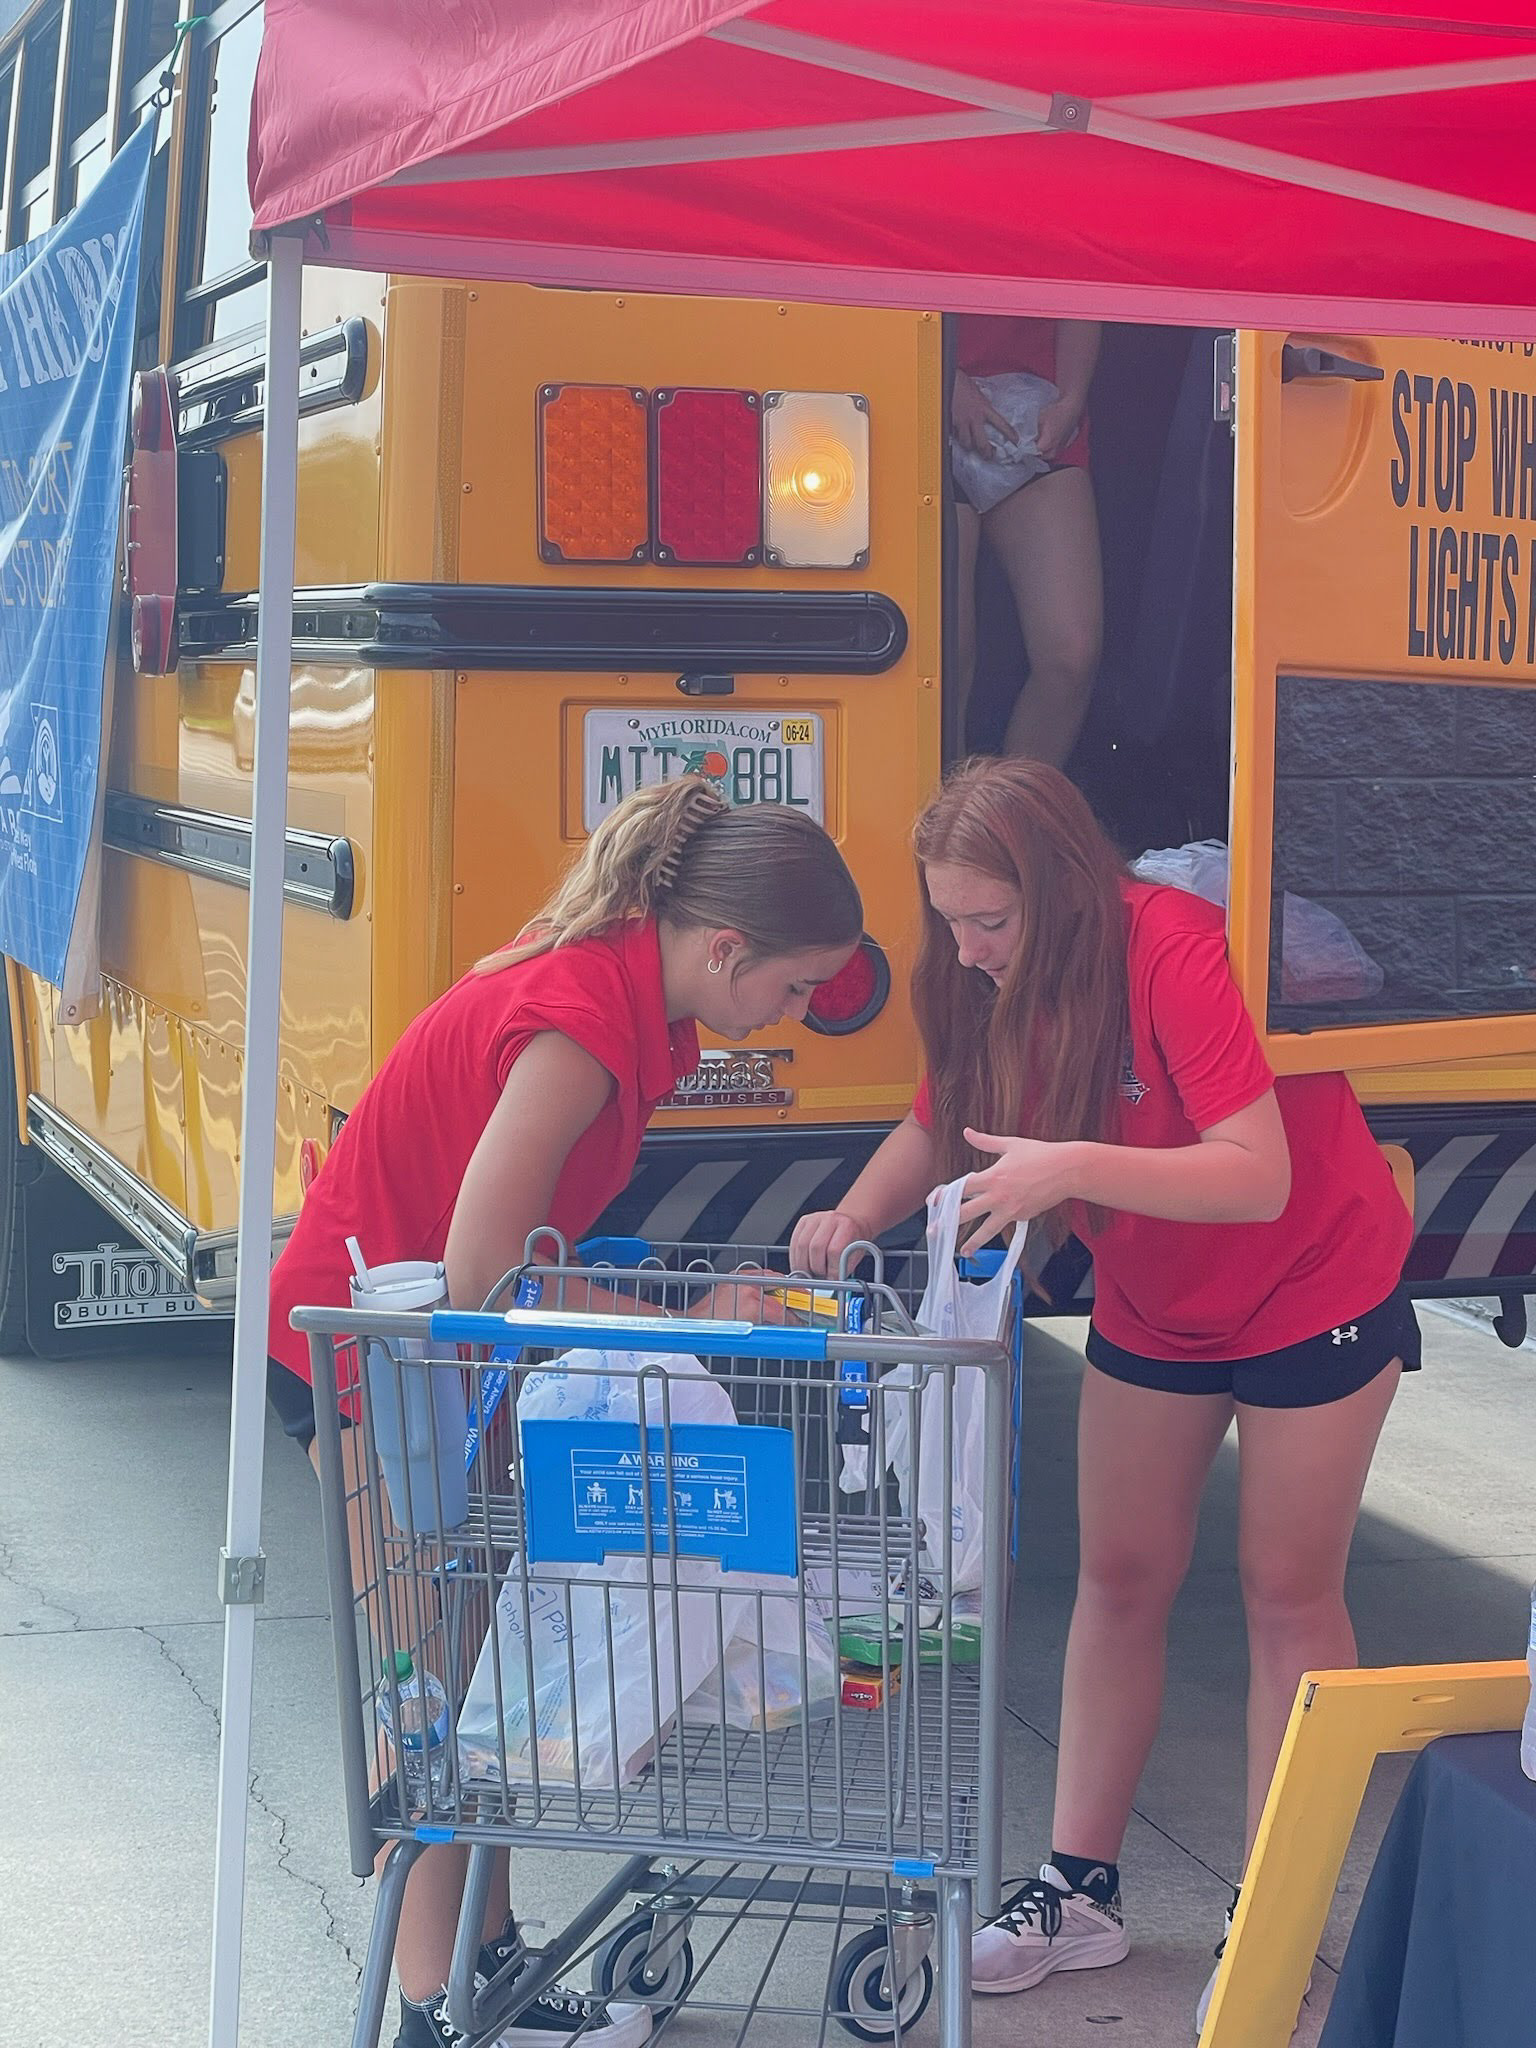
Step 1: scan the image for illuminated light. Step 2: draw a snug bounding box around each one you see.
[653,387,762,566]
[805,936,891,1036]
[538,383,650,563]
[762,390,871,569]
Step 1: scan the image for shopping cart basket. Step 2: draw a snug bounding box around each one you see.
[295,1233,1023,2048]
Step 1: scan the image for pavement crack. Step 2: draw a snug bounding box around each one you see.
[140,1622,224,1725]
[253,1765,368,1981]
[0,1534,85,1629]
[139,1625,366,1982]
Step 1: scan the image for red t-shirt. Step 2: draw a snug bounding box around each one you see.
[954,314,1091,470]
[913,881,1410,1361]
[268,919,699,1382]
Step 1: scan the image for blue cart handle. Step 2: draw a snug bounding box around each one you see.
[435,1306,829,1363]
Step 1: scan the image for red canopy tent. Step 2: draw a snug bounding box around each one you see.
[250,0,1536,336]
[216,6,1536,2042]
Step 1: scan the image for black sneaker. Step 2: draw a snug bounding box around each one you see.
[394,1977,653,2047]
[479,1914,527,1986]
[394,1992,459,2048]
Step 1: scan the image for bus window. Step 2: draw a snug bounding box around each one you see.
[10,9,61,241]
[176,3,265,352]
[124,0,182,87]
[62,0,112,136]
[0,65,13,222]
[1270,675,1536,1032]
[59,0,114,210]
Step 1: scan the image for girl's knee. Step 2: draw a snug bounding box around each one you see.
[1078,1541,1189,1623]
[1239,1551,1346,1628]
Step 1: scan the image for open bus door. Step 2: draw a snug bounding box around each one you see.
[1229,332,1536,1084]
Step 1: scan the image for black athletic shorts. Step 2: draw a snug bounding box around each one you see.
[1085,1286,1422,1409]
[267,1355,348,1451]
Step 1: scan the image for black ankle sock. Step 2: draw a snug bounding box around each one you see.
[1051,1851,1120,1905]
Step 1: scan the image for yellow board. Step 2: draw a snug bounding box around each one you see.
[1202,1660,1528,2047]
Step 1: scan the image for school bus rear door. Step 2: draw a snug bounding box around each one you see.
[1229,332,1536,1081]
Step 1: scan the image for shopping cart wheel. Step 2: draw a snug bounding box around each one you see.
[831,1927,935,2042]
[592,1909,696,2011]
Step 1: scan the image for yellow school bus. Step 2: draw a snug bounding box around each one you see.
[2,0,1535,1354]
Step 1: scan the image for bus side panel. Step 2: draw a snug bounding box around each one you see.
[368,280,470,1068]
[44,269,388,1236]
[9,961,52,1129]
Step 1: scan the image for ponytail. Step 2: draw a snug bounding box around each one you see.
[477,777,862,973]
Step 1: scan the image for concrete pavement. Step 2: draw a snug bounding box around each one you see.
[3,1307,1531,2047]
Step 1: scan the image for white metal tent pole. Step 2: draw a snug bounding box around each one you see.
[208,223,303,2048]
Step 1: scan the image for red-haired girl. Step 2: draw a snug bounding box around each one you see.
[793,756,1416,2028]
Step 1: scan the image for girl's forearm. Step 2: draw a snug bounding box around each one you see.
[840,1115,939,1236]
[1053,320,1102,405]
[1062,1136,1290,1224]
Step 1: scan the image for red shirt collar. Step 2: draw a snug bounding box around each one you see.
[615,918,699,1098]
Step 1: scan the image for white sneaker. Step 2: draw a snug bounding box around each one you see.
[1194,1897,1311,2043]
[493,1983,652,2046]
[1193,1901,1235,2038]
[972,1864,1130,1995]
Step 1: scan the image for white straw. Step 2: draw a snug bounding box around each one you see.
[344,1235,369,1286]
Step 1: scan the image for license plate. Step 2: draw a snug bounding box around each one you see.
[582,708,824,830]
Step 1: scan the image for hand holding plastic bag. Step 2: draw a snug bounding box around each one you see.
[879,1176,1024,1593]
[950,371,1057,514]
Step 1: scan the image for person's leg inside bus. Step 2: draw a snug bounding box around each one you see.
[984,465,1103,771]
[1051,1366,1233,1860]
[1234,1359,1402,1855]
[952,499,982,751]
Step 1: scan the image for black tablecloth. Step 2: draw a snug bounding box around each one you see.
[1319,1730,1536,2048]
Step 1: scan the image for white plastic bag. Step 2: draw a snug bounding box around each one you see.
[1131,840,1384,1005]
[455,1349,747,1790]
[683,1597,838,1733]
[879,1177,1025,1593]
[950,371,1057,513]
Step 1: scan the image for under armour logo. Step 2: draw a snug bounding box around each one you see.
[1330,1325,1359,1345]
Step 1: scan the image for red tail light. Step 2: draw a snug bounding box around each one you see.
[652,387,762,566]
[805,937,891,1036]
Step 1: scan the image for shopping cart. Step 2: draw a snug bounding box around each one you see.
[295,1233,1023,2048]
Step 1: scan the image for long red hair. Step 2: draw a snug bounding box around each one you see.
[912,757,1129,1245]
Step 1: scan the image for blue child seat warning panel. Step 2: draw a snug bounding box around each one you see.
[520,1420,799,1576]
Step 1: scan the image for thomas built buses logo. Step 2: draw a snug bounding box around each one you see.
[52,1242,216,1328]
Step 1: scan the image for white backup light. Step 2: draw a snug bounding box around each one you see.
[762,390,870,568]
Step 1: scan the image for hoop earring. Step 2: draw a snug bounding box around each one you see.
[707,957,724,976]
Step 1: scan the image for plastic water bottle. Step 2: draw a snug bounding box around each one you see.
[1522,1585,1536,1782]
[377,1651,451,1799]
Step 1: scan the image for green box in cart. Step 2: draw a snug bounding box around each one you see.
[837,1613,982,1668]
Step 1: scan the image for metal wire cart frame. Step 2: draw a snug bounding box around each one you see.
[295,1235,1022,2048]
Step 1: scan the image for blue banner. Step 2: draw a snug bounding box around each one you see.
[0,121,154,989]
